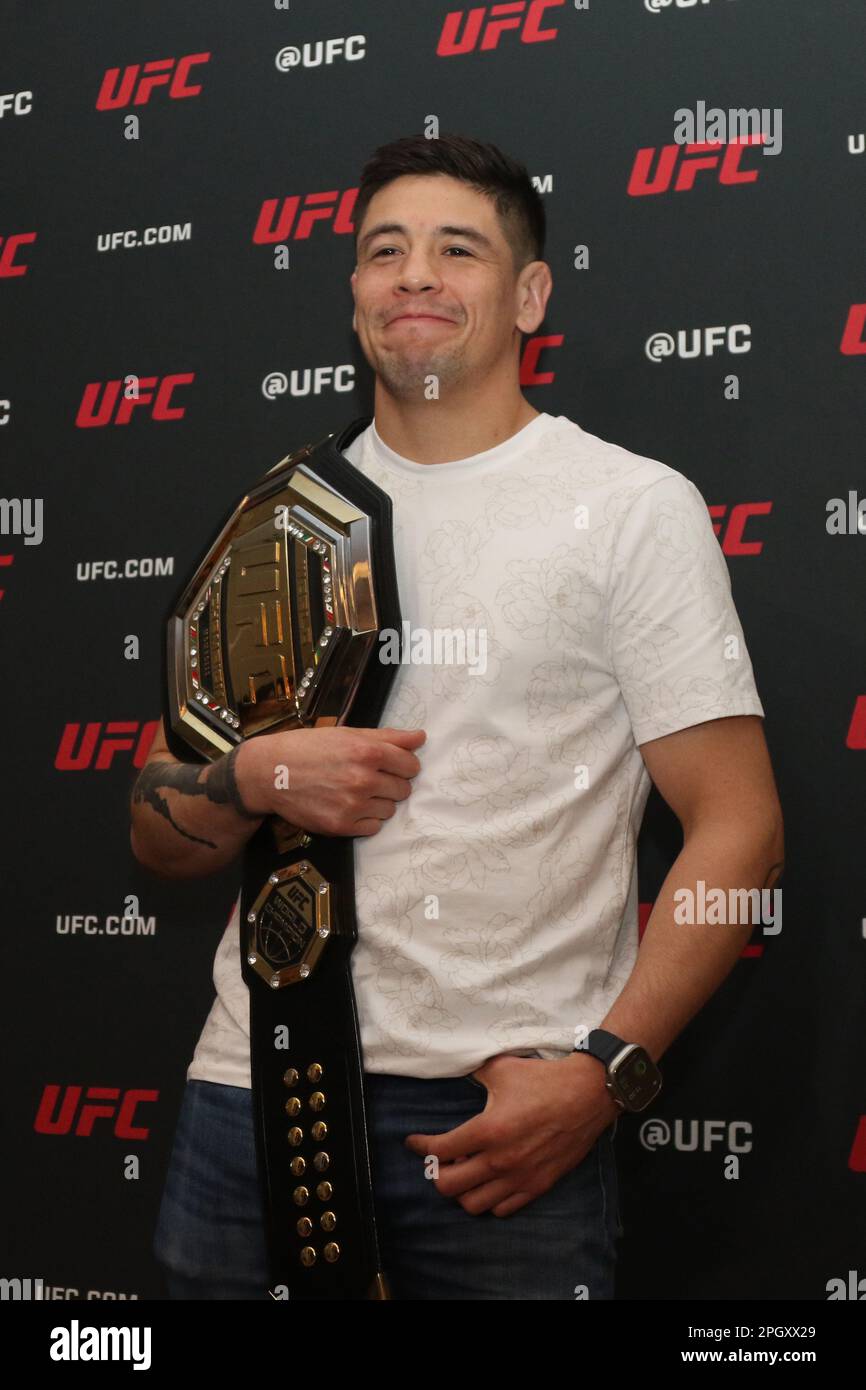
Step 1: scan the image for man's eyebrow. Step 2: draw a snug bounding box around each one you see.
[357,222,496,253]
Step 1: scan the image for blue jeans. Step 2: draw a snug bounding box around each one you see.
[153,1074,623,1300]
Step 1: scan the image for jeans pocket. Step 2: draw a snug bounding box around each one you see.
[462,1071,487,1091]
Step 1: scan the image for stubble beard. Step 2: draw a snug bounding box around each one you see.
[373,340,469,401]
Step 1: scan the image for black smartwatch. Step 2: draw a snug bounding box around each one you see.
[575,1028,663,1113]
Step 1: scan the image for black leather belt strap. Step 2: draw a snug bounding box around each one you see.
[240,420,399,1300]
[241,830,386,1299]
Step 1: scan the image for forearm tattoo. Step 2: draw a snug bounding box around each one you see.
[206,745,264,821]
[132,746,262,849]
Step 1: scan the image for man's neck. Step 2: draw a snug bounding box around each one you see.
[371,391,540,465]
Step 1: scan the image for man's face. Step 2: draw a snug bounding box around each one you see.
[350,174,539,399]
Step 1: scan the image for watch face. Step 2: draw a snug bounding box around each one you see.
[615,1047,662,1110]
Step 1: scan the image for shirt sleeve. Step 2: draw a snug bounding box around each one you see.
[605,470,765,747]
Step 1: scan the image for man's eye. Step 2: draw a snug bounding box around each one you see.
[371,245,472,258]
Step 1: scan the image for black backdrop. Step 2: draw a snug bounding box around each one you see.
[2,0,864,1303]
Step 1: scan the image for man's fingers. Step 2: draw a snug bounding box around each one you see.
[405,1114,491,1164]
[371,734,426,779]
[365,770,415,801]
[433,1154,495,1197]
[456,1177,516,1216]
[490,1191,535,1218]
[376,726,427,745]
[358,796,398,820]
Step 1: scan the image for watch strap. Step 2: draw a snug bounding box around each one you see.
[585,1028,630,1066]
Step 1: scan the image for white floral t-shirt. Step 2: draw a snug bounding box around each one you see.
[187,411,764,1086]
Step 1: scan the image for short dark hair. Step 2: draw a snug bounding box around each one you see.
[353,133,546,273]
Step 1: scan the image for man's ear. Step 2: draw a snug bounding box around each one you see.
[516,260,553,335]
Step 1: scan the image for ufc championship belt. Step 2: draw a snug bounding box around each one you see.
[164,415,398,1299]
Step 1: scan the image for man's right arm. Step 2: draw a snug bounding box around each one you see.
[129,717,266,879]
[129,717,427,880]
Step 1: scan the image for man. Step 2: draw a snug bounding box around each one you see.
[131,133,784,1301]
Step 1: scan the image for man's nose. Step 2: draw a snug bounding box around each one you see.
[395,248,442,291]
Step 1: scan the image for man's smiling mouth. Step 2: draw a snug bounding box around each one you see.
[386,315,455,326]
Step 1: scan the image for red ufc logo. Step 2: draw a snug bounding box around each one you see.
[34,1085,158,1139]
[437,0,563,56]
[520,333,563,386]
[708,502,772,556]
[0,553,12,602]
[95,53,210,110]
[628,136,765,197]
[849,1116,866,1171]
[253,189,357,243]
[0,231,37,277]
[840,304,866,356]
[846,697,866,750]
[75,374,194,427]
[55,720,158,770]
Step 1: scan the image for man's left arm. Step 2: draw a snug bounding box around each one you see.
[406,713,784,1217]
[572,710,784,1072]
